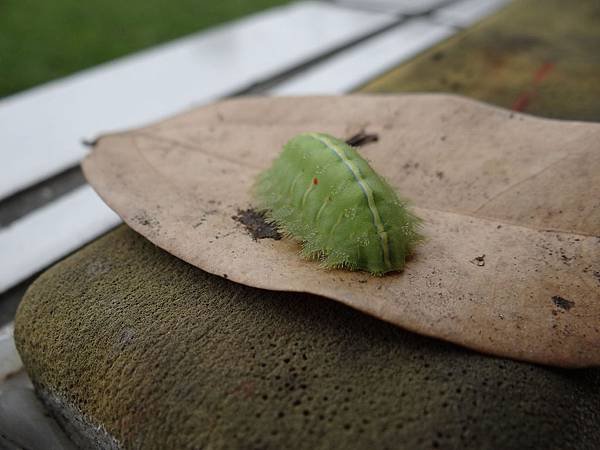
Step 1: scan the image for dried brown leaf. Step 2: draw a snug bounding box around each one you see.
[83,95,600,368]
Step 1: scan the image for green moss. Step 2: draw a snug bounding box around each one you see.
[15,226,600,449]
[360,0,600,122]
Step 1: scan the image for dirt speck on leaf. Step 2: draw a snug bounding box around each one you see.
[345,131,379,147]
[470,254,486,267]
[552,296,575,311]
[233,209,282,241]
[134,211,160,230]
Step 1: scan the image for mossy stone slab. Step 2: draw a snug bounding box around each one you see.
[360,0,600,122]
[15,226,600,449]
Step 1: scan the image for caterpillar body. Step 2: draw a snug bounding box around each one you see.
[254,132,422,275]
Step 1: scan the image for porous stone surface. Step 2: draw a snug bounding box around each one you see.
[15,226,600,449]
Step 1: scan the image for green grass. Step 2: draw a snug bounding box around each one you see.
[0,0,292,98]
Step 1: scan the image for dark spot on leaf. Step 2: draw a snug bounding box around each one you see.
[233,209,282,241]
[133,211,160,229]
[470,254,485,267]
[345,131,379,147]
[552,296,575,311]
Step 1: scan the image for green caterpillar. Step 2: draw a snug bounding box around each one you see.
[254,132,422,275]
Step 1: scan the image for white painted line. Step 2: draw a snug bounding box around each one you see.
[268,18,454,95]
[333,0,450,15]
[0,355,78,450]
[0,323,22,382]
[432,0,510,27]
[0,1,395,201]
[0,186,121,294]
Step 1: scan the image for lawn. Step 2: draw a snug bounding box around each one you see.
[0,0,292,98]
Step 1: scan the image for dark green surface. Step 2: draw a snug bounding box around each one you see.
[0,0,291,98]
[15,227,600,449]
[361,0,600,122]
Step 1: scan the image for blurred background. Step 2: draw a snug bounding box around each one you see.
[0,0,293,98]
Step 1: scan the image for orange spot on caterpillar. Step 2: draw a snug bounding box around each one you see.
[313,177,319,185]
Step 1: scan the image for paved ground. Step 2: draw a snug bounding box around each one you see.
[361,0,600,121]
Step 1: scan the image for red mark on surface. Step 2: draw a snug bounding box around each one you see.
[534,62,555,83]
[512,92,532,112]
[512,61,555,112]
[313,177,319,185]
